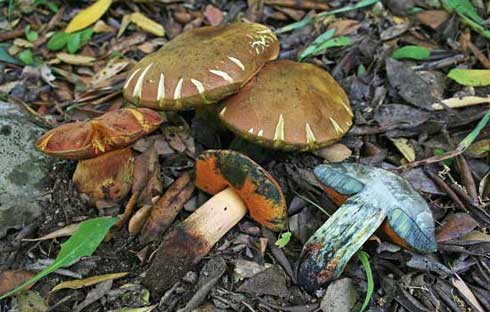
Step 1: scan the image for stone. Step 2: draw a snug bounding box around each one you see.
[320,278,359,312]
[0,101,51,238]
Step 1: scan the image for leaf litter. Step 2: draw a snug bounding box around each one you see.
[1,0,490,311]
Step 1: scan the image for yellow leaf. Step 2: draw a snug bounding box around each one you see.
[432,96,490,110]
[390,138,416,162]
[50,272,128,292]
[56,52,95,65]
[65,0,113,33]
[130,12,165,37]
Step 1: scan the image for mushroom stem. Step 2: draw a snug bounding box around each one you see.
[143,187,247,295]
[183,187,247,245]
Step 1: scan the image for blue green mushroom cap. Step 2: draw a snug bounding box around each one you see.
[297,163,437,293]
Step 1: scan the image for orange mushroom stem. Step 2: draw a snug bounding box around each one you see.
[143,150,287,295]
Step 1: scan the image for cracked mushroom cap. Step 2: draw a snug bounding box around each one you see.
[219,60,353,151]
[195,150,287,231]
[35,108,164,160]
[123,23,279,110]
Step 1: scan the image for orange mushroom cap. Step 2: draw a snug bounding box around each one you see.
[195,150,287,232]
[219,60,353,151]
[123,23,279,110]
[35,108,164,160]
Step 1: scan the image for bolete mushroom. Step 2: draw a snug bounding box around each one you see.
[219,60,353,151]
[72,147,134,205]
[123,23,279,110]
[297,163,437,293]
[35,108,164,159]
[143,149,287,294]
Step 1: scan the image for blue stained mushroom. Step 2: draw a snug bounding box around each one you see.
[297,163,437,293]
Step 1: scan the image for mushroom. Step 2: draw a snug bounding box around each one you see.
[143,149,287,294]
[123,23,279,110]
[35,108,164,159]
[219,60,353,151]
[297,163,437,293]
[72,147,134,205]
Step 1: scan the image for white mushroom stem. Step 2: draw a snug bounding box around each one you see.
[182,187,247,248]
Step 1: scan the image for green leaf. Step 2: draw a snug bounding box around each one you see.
[46,1,59,12]
[79,28,94,46]
[298,28,336,61]
[458,110,490,151]
[0,217,117,300]
[357,251,374,312]
[275,232,292,248]
[318,0,380,18]
[392,45,430,61]
[18,49,33,65]
[0,46,21,65]
[24,25,39,42]
[311,36,352,56]
[47,32,69,51]
[433,148,453,166]
[277,0,379,34]
[443,0,484,25]
[67,32,82,54]
[448,69,490,86]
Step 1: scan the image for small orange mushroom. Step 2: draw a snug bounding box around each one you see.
[35,108,164,160]
[123,23,279,110]
[143,149,287,295]
[72,148,134,205]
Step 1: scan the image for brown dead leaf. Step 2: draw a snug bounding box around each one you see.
[22,223,80,241]
[436,213,478,243]
[90,58,130,88]
[327,19,360,36]
[51,272,128,293]
[452,276,485,312]
[56,53,95,65]
[416,10,449,30]
[313,143,352,163]
[0,270,35,295]
[204,5,224,26]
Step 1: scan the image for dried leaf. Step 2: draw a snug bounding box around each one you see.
[56,52,95,65]
[128,205,152,235]
[452,276,485,312]
[432,96,490,110]
[90,58,130,88]
[0,270,35,295]
[65,0,112,33]
[22,223,80,241]
[467,139,490,158]
[204,5,224,26]
[313,143,352,163]
[130,12,165,37]
[51,272,128,292]
[390,138,416,162]
[436,213,478,242]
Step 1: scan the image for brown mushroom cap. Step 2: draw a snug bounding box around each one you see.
[123,23,279,110]
[195,150,287,231]
[35,108,164,159]
[219,60,353,151]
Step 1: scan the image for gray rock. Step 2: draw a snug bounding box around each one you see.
[0,101,51,238]
[320,278,359,312]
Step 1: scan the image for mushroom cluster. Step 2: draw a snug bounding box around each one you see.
[34,21,436,296]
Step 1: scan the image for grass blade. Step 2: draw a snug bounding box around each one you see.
[357,251,374,312]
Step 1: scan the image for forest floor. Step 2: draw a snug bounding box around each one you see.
[1,0,490,311]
